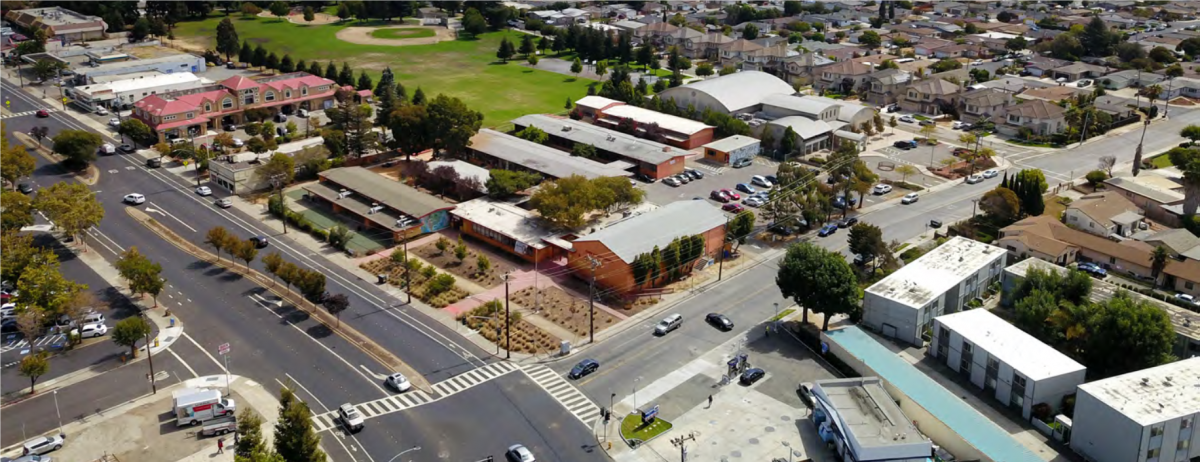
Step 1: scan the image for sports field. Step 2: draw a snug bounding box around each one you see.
[369,27,436,39]
[173,15,593,126]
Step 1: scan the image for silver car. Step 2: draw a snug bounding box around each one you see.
[506,444,535,462]
[22,434,64,456]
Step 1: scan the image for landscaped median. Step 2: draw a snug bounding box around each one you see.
[619,412,673,449]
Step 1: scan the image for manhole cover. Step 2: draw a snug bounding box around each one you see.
[781,415,791,421]
[749,438,760,445]
[765,426,775,432]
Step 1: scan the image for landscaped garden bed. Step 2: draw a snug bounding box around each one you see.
[619,413,673,448]
[511,286,618,337]
[414,237,515,289]
[459,299,559,354]
[360,254,470,307]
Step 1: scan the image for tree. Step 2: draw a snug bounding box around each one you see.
[496,37,515,62]
[426,94,484,156]
[1083,293,1174,378]
[236,408,269,457]
[859,30,882,49]
[1049,33,1085,61]
[571,58,583,78]
[112,316,151,358]
[527,54,539,67]
[274,387,326,462]
[727,212,755,250]
[1151,245,1171,284]
[338,62,355,87]
[1,139,35,188]
[1,191,34,232]
[268,1,289,20]
[515,126,548,144]
[255,152,296,186]
[848,223,886,271]
[322,293,350,327]
[303,6,315,23]
[454,240,468,263]
[130,17,152,42]
[262,252,285,286]
[1182,125,1200,145]
[216,18,240,62]
[1085,170,1108,187]
[476,254,492,275]
[50,130,102,169]
[742,24,759,40]
[981,186,1020,223]
[571,143,596,159]
[241,2,262,18]
[779,126,798,156]
[1080,16,1116,57]
[356,71,373,92]
[1098,155,1116,176]
[337,3,352,21]
[519,34,535,57]
[776,242,860,331]
[279,55,294,73]
[461,8,488,38]
[35,182,105,245]
[390,103,430,161]
[894,164,918,184]
[206,226,235,262]
[18,353,48,394]
[695,62,714,78]
[486,169,541,198]
[118,119,154,145]
[265,52,280,71]
[234,239,259,270]
[252,44,268,68]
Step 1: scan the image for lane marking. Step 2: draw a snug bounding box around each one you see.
[148,201,198,233]
[181,331,228,373]
[167,347,200,378]
[283,373,374,462]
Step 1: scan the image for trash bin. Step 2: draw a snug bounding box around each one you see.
[377,274,388,284]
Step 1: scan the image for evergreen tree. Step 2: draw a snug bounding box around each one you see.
[324,62,339,81]
[338,62,354,87]
[356,71,373,91]
[496,37,515,62]
[264,52,280,70]
[307,61,322,76]
[412,87,427,105]
[375,68,398,129]
[519,33,535,56]
[395,82,408,104]
[252,44,268,68]
[216,18,240,62]
[273,387,326,462]
[294,59,305,73]
[239,40,253,64]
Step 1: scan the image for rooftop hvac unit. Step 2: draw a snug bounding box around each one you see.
[562,126,573,132]
[337,189,351,199]
[369,206,384,214]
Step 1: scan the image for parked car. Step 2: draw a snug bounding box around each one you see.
[982,169,999,179]
[146,158,162,168]
[273,113,287,123]
[798,382,815,408]
[1077,262,1108,278]
[123,193,146,205]
[918,119,935,127]
[22,434,64,456]
[952,121,965,130]
[744,196,766,207]
[232,138,244,148]
[505,444,536,462]
[838,217,859,228]
[965,174,984,184]
[1176,293,1197,305]
[893,140,918,150]
[17,184,33,194]
[721,203,745,213]
[750,175,773,188]
[818,224,838,237]
[705,313,734,331]
[1077,79,1092,87]
[297,108,310,118]
[710,190,730,203]
[223,123,237,131]
[95,107,109,116]
[118,144,135,153]
[108,117,120,127]
[385,372,412,392]
[721,188,740,201]
[929,219,942,228]
[831,195,856,209]
[663,177,682,187]
[901,193,919,204]
[735,183,756,194]
[70,323,107,339]
[635,173,657,183]
[899,115,916,123]
[195,186,212,196]
[886,104,899,113]
[873,184,892,195]
[674,174,691,184]
[215,198,233,208]
[739,368,766,385]
[567,359,600,379]
[684,168,704,180]
[732,157,753,168]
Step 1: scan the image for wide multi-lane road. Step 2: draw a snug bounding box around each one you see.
[1,79,605,462]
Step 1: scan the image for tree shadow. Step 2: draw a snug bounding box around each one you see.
[306,323,333,339]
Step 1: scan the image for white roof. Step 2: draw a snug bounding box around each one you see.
[658,70,795,113]
[936,309,1085,381]
[575,95,624,111]
[601,104,713,136]
[1077,357,1200,426]
[75,72,207,97]
[702,135,760,152]
[866,237,1006,309]
[761,94,837,117]
[450,198,551,249]
[769,116,833,140]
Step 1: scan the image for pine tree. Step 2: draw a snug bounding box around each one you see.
[294,59,306,73]
[412,87,427,105]
[395,82,408,104]
[279,54,294,72]
[239,40,253,64]
[338,62,354,87]
[496,37,515,62]
[274,387,326,462]
[519,33,535,56]
[356,71,373,91]
[307,61,322,76]
[324,62,339,81]
[375,68,397,128]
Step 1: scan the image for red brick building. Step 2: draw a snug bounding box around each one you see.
[574,97,717,150]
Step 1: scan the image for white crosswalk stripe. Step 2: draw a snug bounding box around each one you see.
[309,362,518,432]
[691,163,728,174]
[520,365,602,426]
[0,109,54,119]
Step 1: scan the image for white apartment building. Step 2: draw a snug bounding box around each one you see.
[862,237,1007,346]
[1071,357,1200,462]
[811,377,932,462]
[930,309,1086,420]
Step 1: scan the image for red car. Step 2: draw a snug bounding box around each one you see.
[720,188,741,200]
[710,190,730,203]
[35,109,50,118]
[722,203,745,213]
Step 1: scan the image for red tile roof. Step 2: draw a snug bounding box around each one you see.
[221,75,259,91]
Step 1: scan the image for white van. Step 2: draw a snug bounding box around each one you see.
[654,314,682,335]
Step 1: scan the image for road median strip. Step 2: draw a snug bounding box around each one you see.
[125,207,432,394]
[12,131,100,185]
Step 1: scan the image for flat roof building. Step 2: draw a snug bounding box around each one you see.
[1071,357,1200,462]
[512,114,689,180]
[303,167,454,244]
[591,104,716,150]
[811,377,932,462]
[701,135,760,166]
[931,309,1086,420]
[4,7,107,42]
[862,237,1007,346]
[73,54,207,85]
[464,129,633,180]
[72,72,209,111]
[450,198,567,264]
[822,327,1044,462]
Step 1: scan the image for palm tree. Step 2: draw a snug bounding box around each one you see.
[1151,245,1171,287]
[1047,301,1091,356]
[1134,84,1163,176]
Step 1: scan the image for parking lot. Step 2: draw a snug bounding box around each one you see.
[641,157,783,219]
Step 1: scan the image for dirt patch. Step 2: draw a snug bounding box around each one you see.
[413,239,514,289]
[289,12,343,25]
[360,257,470,308]
[336,25,457,47]
[459,299,559,354]
[512,286,618,337]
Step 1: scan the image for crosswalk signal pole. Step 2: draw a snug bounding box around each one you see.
[504,272,511,359]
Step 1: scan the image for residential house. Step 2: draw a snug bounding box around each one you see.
[1024,56,1073,77]
[776,52,834,86]
[864,68,913,107]
[1139,228,1200,260]
[1019,86,1087,104]
[1047,62,1110,82]
[1093,96,1139,123]
[933,2,970,16]
[814,59,875,93]
[899,78,960,116]
[959,88,1013,124]
[1104,174,1186,227]
[992,100,1066,137]
[913,38,954,56]
[1063,191,1145,238]
[1099,69,1165,90]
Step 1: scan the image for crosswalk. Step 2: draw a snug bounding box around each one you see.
[0,109,52,119]
[2,333,67,353]
[521,365,602,426]
[692,163,728,175]
[308,361,603,432]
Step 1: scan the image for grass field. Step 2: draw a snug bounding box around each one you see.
[1151,153,1174,168]
[369,27,436,39]
[173,15,594,126]
[619,414,673,445]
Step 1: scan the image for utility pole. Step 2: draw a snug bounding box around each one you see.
[587,255,601,344]
[1078,110,1090,147]
[142,312,157,394]
[504,272,511,359]
[718,216,729,281]
[403,236,411,303]
[670,432,697,462]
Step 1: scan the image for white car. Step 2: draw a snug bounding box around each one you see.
[22,434,64,455]
[108,117,121,127]
[951,121,964,129]
[982,169,999,179]
[95,107,109,116]
[744,196,765,207]
[873,184,892,195]
[196,186,212,196]
[901,192,919,204]
[506,444,536,462]
[123,193,146,205]
[385,372,412,392]
[71,323,108,339]
[232,138,245,147]
[750,175,773,188]
[971,59,983,66]
[899,115,916,123]
[663,177,682,187]
[965,174,984,184]
[338,403,364,432]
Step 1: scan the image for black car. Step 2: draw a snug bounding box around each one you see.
[17,183,33,194]
[684,169,704,180]
[250,236,269,248]
[705,313,734,331]
[886,104,900,113]
[764,175,777,185]
[118,144,135,153]
[838,217,859,228]
[224,123,237,132]
[797,382,814,408]
[740,368,766,385]
[567,359,600,379]
[832,196,857,210]
[636,173,657,183]
[893,140,918,150]
[929,219,943,229]
[769,223,798,236]
[146,157,162,168]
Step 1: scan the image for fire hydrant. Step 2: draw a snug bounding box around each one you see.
[154,338,160,348]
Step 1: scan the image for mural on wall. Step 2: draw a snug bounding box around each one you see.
[420,210,450,233]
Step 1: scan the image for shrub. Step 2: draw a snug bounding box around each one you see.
[420,265,437,279]
[1085,170,1108,187]
[426,273,456,297]
[810,156,826,164]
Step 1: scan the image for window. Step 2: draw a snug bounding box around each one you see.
[1188,282,1195,290]
[908,91,917,99]
[265,91,276,102]
[1007,245,1016,252]
[1109,257,1117,265]
[205,103,212,112]
[1147,448,1159,459]
[1184,417,1194,429]
[1151,425,1165,437]
[1088,222,1094,228]
[222,98,233,109]
[285,90,291,98]
[186,112,194,119]
[1008,114,1020,124]
[1179,440,1190,451]
[164,115,177,121]
[244,95,255,105]
[302,87,308,96]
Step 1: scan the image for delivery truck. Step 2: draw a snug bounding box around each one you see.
[174,389,236,427]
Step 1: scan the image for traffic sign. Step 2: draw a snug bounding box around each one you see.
[218,343,230,355]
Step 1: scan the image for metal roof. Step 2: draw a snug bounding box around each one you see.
[318,167,453,218]
[658,70,795,113]
[512,114,689,165]
[936,309,1086,381]
[573,201,726,264]
[468,129,632,180]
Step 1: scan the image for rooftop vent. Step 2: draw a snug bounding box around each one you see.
[1142,377,1151,386]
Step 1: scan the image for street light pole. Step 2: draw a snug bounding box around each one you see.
[53,390,62,436]
[141,312,157,394]
[403,236,411,304]
[504,272,511,360]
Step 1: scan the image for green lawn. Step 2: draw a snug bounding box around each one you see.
[173,15,594,126]
[1150,154,1174,168]
[369,27,436,39]
[619,414,673,446]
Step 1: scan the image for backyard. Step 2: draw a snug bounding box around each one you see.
[171,15,594,125]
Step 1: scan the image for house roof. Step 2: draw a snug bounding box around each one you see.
[574,200,726,264]
[806,96,874,123]
[575,95,626,112]
[1001,216,1156,271]
[1004,99,1065,120]
[1104,176,1186,204]
[221,75,259,91]
[1141,228,1200,256]
[961,88,1011,107]
[318,167,453,218]
[869,68,912,86]
[769,116,833,140]
[819,59,875,77]
[657,70,794,113]
[907,78,959,96]
[1050,62,1109,75]
[1068,192,1139,230]
[721,39,764,53]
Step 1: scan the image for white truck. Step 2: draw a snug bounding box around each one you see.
[174,389,236,427]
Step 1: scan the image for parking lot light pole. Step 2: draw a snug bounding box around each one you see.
[142,312,157,394]
[53,390,62,435]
